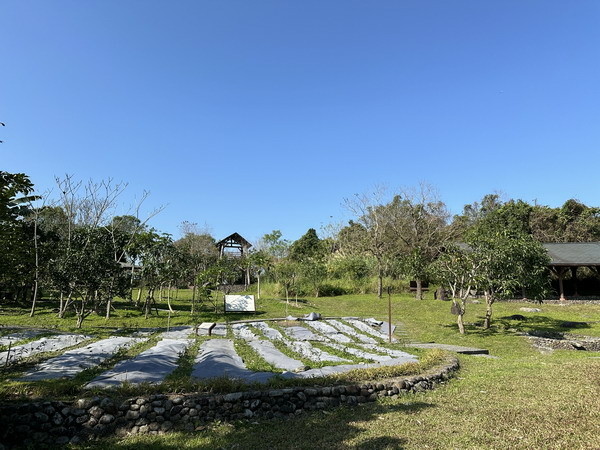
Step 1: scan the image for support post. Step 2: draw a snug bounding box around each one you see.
[571,266,579,297]
[387,286,392,343]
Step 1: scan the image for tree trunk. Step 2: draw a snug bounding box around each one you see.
[105,297,112,320]
[29,282,38,318]
[377,267,383,298]
[456,314,465,334]
[457,312,465,334]
[257,275,261,300]
[29,219,40,318]
[58,291,73,319]
[483,291,494,329]
[58,291,64,317]
[130,264,135,301]
[144,288,154,319]
[75,292,90,329]
[136,285,144,307]
[452,299,466,334]
[167,283,174,313]
[415,279,423,300]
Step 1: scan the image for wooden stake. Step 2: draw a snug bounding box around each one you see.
[387,286,392,343]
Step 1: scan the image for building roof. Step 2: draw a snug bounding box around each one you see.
[216,232,252,249]
[543,242,600,266]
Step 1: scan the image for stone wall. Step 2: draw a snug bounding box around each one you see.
[0,357,458,449]
[528,334,600,351]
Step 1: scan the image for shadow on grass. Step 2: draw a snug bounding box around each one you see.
[441,313,591,338]
[496,315,591,334]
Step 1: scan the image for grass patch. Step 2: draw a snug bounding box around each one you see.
[2,290,600,448]
[233,337,281,373]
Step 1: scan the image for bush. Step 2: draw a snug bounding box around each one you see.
[318,284,347,297]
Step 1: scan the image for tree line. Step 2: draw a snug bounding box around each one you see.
[2,172,600,332]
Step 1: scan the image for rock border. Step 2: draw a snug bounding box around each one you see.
[0,356,458,448]
[527,332,600,352]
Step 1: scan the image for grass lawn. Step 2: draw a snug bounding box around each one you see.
[1,290,600,449]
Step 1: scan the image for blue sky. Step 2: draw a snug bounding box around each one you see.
[2,1,599,244]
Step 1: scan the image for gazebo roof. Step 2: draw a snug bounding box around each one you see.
[543,242,600,266]
[216,232,252,249]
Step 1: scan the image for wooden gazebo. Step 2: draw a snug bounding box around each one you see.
[216,233,252,286]
[216,232,252,258]
[543,242,600,300]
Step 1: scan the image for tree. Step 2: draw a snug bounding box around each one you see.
[257,230,290,260]
[433,225,550,334]
[197,256,243,312]
[299,259,327,297]
[530,199,600,242]
[0,172,39,304]
[248,250,272,300]
[451,193,503,238]
[48,175,155,326]
[289,228,328,297]
[136,230,177,319]
[390,185,452,299]
[175,221,218,310]
[468,209,550,329]
[343,188,399,298]
[273,260,298,303]
[289,228,327,262]
[431,244,481,334]
[48,226,128,328]
[0,171,37,222]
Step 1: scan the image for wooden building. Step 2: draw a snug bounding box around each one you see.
[216,233,252,287]
[543,242,600,299]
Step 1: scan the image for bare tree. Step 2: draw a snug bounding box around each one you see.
[343,186,398,298]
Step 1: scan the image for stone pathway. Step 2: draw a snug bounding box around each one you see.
[0,334,90,366]
[19,336,147,381]
[406,343,489,355]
